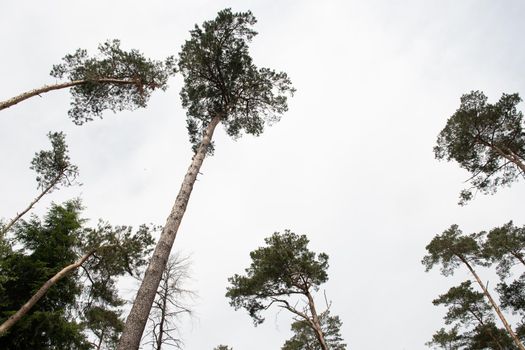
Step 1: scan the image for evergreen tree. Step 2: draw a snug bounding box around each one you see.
[0,40,175,124]
[118,9,294,349]
[0,200,154,347]
[1,131,79,236]
[434,91,525,205]
[226,231,341,350]
[423,225,524,349]
[428,281,514,349]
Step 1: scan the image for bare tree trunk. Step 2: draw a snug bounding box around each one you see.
[1,171,63,236]
[305,291,329,350]
[155,278,168,350]
[0,78,141,111]
[460,257,525,350]
[0,249,96,336]
[118,115,222,350]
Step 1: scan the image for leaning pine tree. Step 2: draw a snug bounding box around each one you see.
[118,9,294,349]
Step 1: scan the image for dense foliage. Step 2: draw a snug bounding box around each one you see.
[227,231,328,325]
[178,8,295,152]
[30,131,79,192]
[50,39,176,124]
[227,231,342,350]
[0,201,154,348]
[434,91,525,204]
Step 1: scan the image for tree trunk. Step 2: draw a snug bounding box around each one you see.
[155,278,168,350]
[1,171,64,236]
[510,250,525,267]
[0,249,96,336]
[484,141,525,175]
[460,257,525,350]
[117,115,222,350]
[305,291,329,350]
[0,78,141,111]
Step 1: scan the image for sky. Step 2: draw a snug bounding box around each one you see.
[1,1,525,349]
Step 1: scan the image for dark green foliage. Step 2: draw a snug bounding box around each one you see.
[426,326,465,350]
[30,131,79,191]
[0,200,155,348]
[428,282,515,349]
[422,225,486,276]
[50,39,176,124]
[83,306,124,349]
[498,274,525,316]
[482,222,525,277]
[434,91,525,204]
[226,230,328,325]
[432,281,493,326]
[282,310,346,350]
[423,224,525,349]
[0,200,88,349]
[468,323,516,349]
[178,8,295,152]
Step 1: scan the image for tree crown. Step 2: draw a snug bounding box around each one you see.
[226,230,328,324]
[432,281,493,326]
[282,310,346,350]
[50,39,176,124]
[434,91,525,204]
[422,225,486,276]
[482,221,525,277]
[0,200,155,348]
[30,131,79,192]
[178,8,295,151]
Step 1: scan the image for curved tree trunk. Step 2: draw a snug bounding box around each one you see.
[305,291,329,350]
[117,115,222,350]
[0,249,96,336]
[0,78,141,111]
[460,257,525,350]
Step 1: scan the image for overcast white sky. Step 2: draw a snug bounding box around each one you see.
[1,1,525,349]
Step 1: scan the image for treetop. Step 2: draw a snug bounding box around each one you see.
[178,8,295,152]
[422,225,485,276]
[226,230,328,324]
[434,90,525,204]
[50,39,176,124]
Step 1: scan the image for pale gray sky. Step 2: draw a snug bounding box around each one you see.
[1,1,525,349]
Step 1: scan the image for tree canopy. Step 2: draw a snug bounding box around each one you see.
[0,200,155,348]
[482,221,525,277]
[226,230,329,325]
[226,230,339,350]
[423,225,525,350]
[422,224,485,276]
[30,131,79,192]
[434,91,525,204]
[178,8,295,152]
[51,39,176,124]
[0,39,176,124]
[1,131,79,236]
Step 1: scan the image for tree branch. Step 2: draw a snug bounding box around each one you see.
[0,78,142,111]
